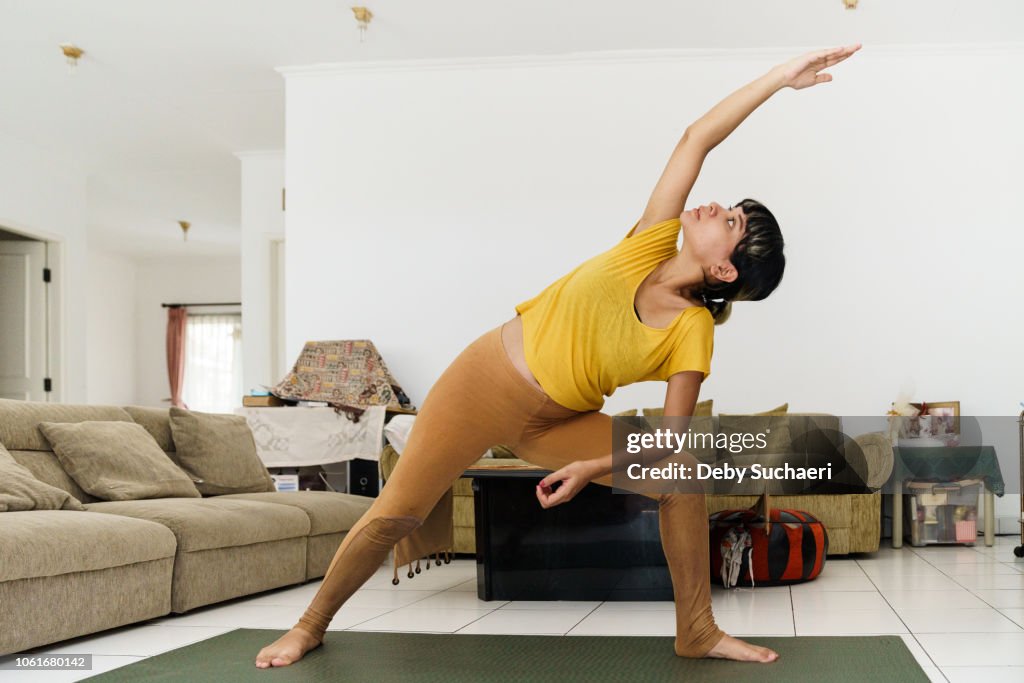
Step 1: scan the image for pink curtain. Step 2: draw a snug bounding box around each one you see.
[166,307,188,408]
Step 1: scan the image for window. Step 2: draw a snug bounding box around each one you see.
[182,313,242,413]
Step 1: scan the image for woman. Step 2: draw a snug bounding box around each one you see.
[256,42,861,669]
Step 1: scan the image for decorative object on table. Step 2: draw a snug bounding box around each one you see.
[887,398,918,443]
[914,401,960,446]
[272,339,415,421]
[888,399,961,448]
[709,506,828,587]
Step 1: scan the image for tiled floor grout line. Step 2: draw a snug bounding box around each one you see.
[857,553,949,677]
[450,604,521,634]
[864,542,1024,679]
[788,585,796,637]
[561,602,607,636]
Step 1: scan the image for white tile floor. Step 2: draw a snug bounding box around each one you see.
[2,536,1023,682]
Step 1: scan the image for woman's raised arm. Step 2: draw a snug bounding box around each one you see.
[637,43,861,229]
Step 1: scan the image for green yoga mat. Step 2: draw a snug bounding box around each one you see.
[81,629,930,683]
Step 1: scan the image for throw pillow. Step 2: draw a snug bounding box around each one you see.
[718,403,791,457]
[642,399,713,418]
[636,404,715,463]
[169,407,276,495]
[0,442,86,511]
[37,422,201,501]
[489,444,519,459]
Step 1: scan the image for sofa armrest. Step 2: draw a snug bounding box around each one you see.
[852,432,894,491]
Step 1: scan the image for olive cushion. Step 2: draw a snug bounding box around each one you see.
[168,408,276,496]
[37,421,201,501]
[0,442,85,512]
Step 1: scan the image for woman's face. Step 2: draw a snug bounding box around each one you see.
[679,201,748,269]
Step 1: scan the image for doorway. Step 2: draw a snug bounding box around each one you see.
[0,227,55,401]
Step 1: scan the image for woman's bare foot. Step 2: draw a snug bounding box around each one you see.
[255,628,322,669]
[705,634,779,663]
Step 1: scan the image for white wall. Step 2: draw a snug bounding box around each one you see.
[237,151,285,394]
[86,249,137,405]
[134,256,242,407]
[0,130,89,402]
[282,46,1024,421]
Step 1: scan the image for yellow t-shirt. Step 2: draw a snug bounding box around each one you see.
[514,218,714,412]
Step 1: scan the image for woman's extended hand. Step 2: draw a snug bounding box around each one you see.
[774,43,861,90]
[536,460,597,509]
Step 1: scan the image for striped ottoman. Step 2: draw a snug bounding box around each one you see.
[709,508,829,587]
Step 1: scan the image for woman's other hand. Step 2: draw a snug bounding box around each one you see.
[774,43,861,90]
[536,460,598,509]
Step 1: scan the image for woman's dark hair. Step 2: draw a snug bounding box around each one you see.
[699,198,785,325]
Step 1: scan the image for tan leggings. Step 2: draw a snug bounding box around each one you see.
[295,323,725,657]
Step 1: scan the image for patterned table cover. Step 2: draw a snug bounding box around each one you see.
[236,406,386,467]
[892,446,1005,496]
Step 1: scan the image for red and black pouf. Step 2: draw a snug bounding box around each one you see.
[709,508,829,587]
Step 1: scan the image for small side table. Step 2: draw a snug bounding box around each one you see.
[465,464,675,601]
[890,445,1004,548]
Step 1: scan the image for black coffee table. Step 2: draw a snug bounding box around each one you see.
[465,465,674,601]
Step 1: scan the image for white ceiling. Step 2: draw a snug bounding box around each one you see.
[1,1,1021,258]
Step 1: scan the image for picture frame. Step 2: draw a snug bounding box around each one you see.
[911,401,960,444]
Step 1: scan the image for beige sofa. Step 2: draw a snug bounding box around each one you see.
[385,412,893,557]
[0,399,373,656]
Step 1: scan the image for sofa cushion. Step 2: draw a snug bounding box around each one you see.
[642,399,713,418]
[5,449,96,503]
[217,491,371,536]
[123,405,175,452]
[0,510,176,581]
[0,399,136,504]
[718,403,791,457]
[83,498,310,552]
[38,421,201,501]
[0,442,85,512]
[0,398,134,451]
[168,408,276,495]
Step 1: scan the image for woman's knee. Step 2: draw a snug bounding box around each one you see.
[358,514,424,546]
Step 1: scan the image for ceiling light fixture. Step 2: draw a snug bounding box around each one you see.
[59,43,84,74]
[843,0,858,8]
[178,220,191,242]
[352,6,373,42]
